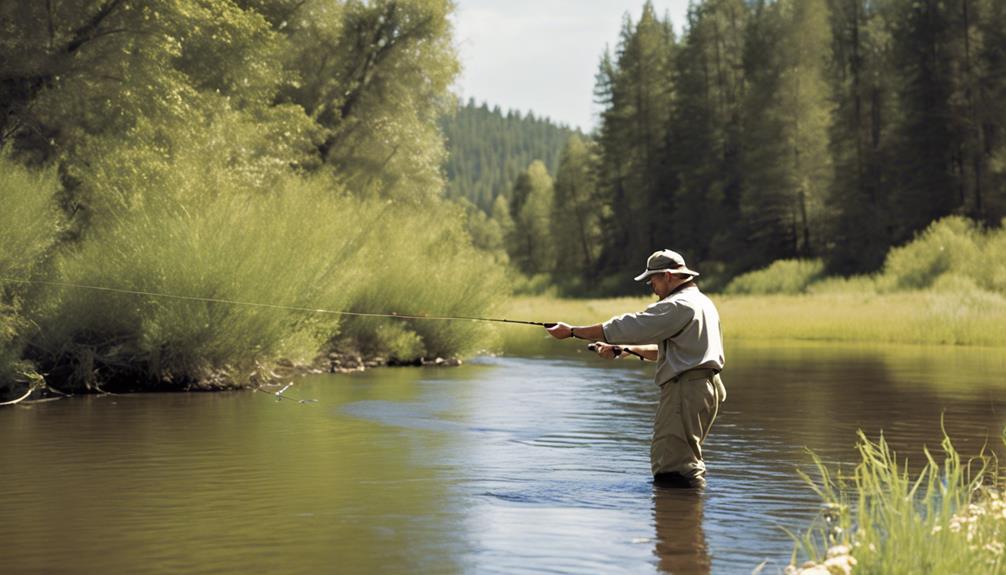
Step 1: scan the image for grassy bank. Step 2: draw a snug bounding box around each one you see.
[502,288,1006,351]
[790,428,1006,574]
[503,217,1006,349]
[2,141,505,394]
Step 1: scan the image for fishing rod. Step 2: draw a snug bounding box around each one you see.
[3,278,648,358]
[0,277,558,328]
[587,342,646,360]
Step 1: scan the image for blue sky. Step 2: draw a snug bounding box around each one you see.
[451,0,691,132]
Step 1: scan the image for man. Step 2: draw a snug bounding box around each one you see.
[546,249,726,488]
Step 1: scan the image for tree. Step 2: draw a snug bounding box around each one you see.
[825,0,898,273]
[508,161,555,274]
[276,0,459,200]
[593,2,676,281]
[552,135,601,277]
[738,0,832,268]
[669,0,748,265]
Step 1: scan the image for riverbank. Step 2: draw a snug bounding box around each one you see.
[502,288,1006,349]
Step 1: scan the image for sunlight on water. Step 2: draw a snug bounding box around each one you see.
[1,341,1004,574]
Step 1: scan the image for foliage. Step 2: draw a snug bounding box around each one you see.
[508,160,556,275]
[31,153,504,390]
[793,427,1006,574]
[278,0,460,201]
[0,0,502,391]
[880,216,1006,294]
[441,98,576,212]
[488,0,1006,296]
[551,135,602,280]
[592,2,676,278]
[723,259,825,295]
[0,156,63,387]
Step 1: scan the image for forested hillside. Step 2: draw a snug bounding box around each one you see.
[495,0,1006,293]
[441,99,576,212]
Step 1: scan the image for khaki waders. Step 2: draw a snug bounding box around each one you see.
[651,369,726,487]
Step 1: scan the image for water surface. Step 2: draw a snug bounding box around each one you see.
[2,340,1004,574]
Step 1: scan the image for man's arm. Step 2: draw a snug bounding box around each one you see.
[545,322,604,341]
[547,322,660,361]
[591,342,658,361]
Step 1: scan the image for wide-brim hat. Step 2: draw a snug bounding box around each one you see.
[633,249,700,281]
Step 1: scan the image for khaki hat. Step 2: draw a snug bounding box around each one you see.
[633,249,700,281]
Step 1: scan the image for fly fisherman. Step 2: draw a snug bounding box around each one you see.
[546,249,726,489]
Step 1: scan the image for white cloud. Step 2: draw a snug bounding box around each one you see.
[451,0,690,131]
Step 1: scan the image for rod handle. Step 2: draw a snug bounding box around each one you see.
[587,342,622,357]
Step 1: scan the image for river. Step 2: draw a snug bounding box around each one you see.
[2,339,1004,574]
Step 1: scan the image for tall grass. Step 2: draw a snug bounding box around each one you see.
[793,427,1006,574]
[22,127,505,390]
[0,156,63,388]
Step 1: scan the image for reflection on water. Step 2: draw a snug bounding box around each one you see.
[0,340,1004,574]
[654,489,709,575]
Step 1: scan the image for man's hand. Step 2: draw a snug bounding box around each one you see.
[591,342,622,359]
[546,322,573,339]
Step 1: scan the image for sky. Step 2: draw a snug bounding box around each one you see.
[450,0,691,132]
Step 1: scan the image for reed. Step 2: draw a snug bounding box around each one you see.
[28,164,504,390]
[0,156,63,387]
[791,427,1006,574]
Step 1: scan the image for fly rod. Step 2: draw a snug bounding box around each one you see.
[0,277,558,327]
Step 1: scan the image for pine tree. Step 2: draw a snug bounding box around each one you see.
[669,0,748,265]
[737,0,833,269]
[593,3,676,280]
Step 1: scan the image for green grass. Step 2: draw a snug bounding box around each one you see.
[0,155,63,388]
[24,140,505,390]
[792,427,1006,574]
[502,286,1006,351]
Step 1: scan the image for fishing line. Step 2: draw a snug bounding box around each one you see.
[0,277,556,327]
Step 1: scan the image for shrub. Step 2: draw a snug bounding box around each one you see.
[724,259,825,295]
[0,156,63,389]
[881,216,984,291]
[31,144,504,389]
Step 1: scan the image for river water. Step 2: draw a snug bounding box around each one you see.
[2,339,1005,574]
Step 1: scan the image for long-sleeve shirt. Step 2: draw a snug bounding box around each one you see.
[601,285,725,386]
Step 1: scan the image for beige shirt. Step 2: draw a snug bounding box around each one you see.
[601,285,724,386]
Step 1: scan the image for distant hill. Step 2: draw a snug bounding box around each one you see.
[441,98,578,212]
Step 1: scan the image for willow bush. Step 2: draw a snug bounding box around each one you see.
[724,217,1006,297]
[29,140,504,390]
[0,156,63,388]
[723,259,826,295]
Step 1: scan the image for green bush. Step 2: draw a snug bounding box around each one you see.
[880,216,985,291]
[723,259,825,295]
[0,156,63,388]
[338,200,506,359]
[31,143,504,389]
